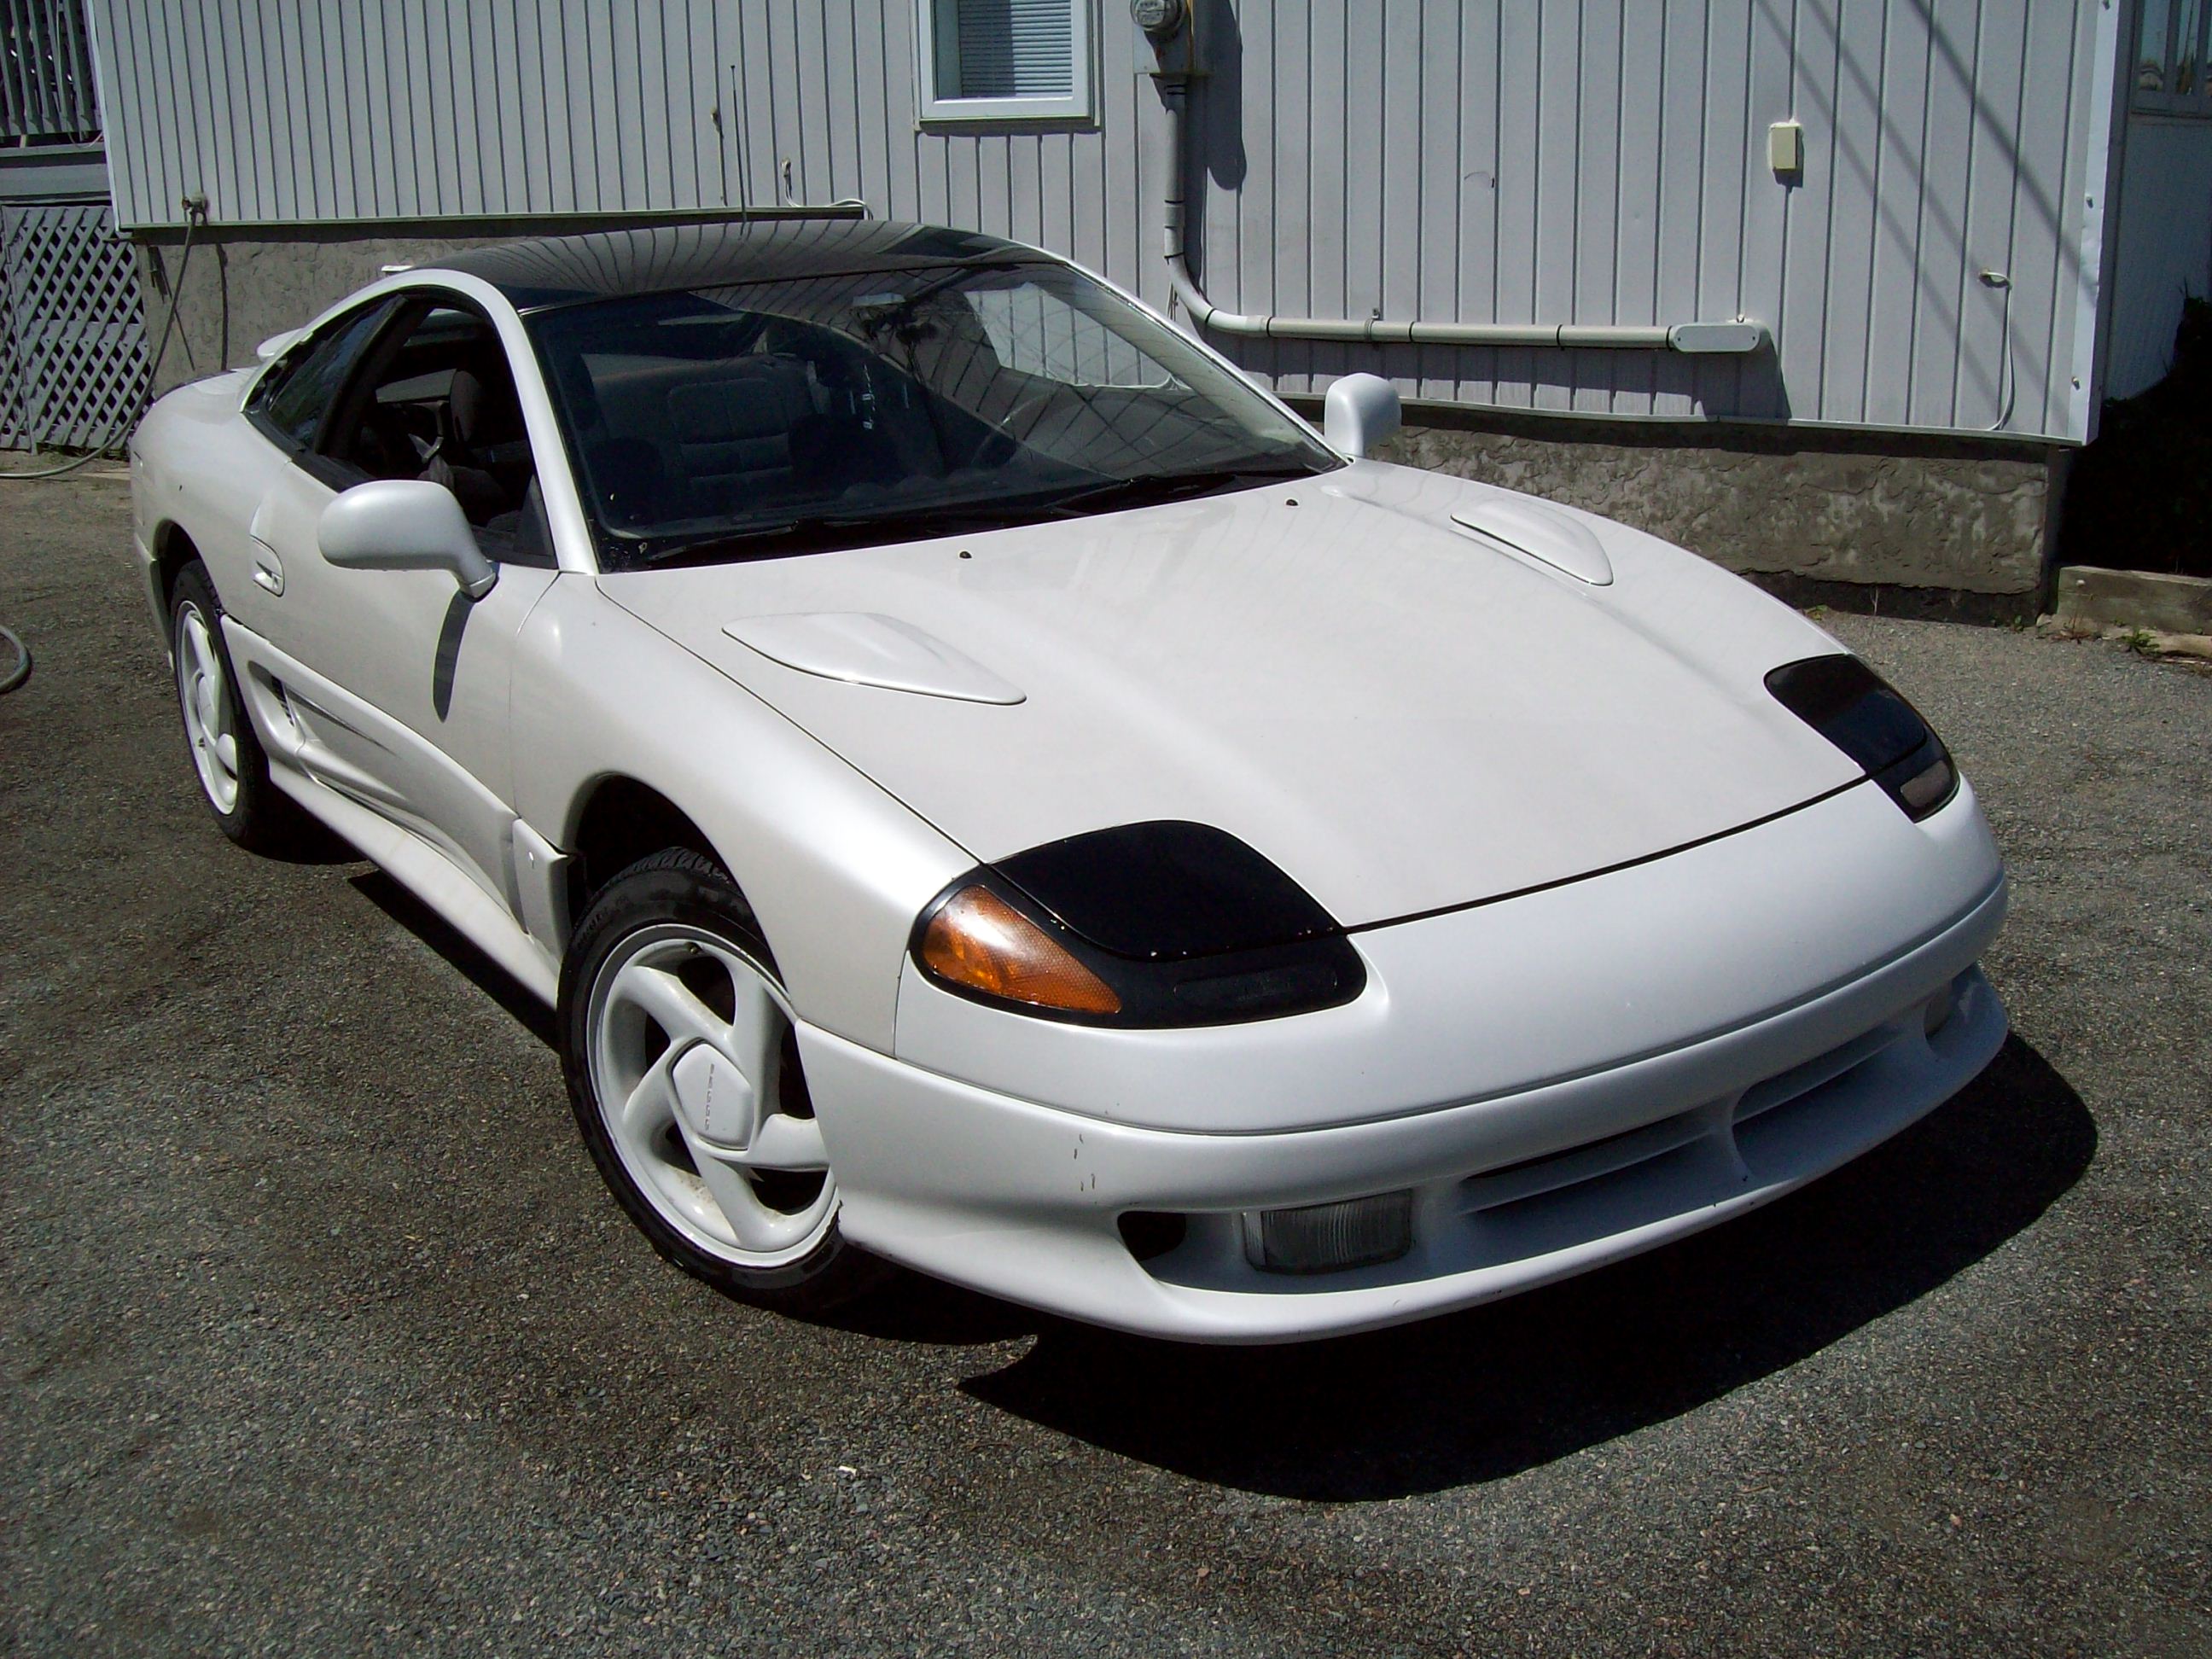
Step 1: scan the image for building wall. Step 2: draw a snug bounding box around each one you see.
[2104,113,2212,399]
[129,217,2066,600]
[90,0,2115,444]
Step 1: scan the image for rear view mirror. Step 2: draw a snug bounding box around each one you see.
[317,480,498,599]
[1323,373,1403,459]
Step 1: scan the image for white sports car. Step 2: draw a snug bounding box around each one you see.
[131,220,2008,1342]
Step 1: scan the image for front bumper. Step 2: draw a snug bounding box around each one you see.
[804,955,2003,1344]
[801,836,2009,1342]
[806,777,2009,1342]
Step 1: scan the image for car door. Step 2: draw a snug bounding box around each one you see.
[208,297,400,651]
[230,288,560,919]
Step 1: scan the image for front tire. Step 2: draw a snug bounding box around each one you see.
[169,561,300,851]
[559,849,882,1310]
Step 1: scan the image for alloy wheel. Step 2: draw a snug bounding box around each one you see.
[585,923,836,1268]
[174,599,241,814]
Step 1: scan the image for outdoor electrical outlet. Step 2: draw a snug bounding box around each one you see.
[1768,120,1804,179]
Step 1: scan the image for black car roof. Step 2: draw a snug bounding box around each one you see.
[437,217,1029,311]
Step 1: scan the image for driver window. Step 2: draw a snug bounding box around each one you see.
[325,299,551,567]
[249,299,400,452]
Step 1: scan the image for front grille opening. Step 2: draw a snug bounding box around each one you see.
[1460,1136,1732,1265]
[1459,1106,1711,1214]
[1732,1022,1898,1126]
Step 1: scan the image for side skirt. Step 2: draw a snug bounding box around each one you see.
[217,616,562,1008]
[265,760,561,1007]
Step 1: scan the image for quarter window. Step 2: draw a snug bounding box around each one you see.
[917,0,1092,124]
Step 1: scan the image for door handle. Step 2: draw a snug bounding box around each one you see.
[250,541,285,596]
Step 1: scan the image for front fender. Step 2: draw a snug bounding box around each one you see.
[509,575,975,1051]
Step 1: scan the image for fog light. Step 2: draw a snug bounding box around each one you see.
[1245,1191,1414,1275]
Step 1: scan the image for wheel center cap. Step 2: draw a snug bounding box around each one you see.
[669,1043,759,1151]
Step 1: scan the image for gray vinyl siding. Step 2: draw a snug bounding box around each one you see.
[85,1,2116,442]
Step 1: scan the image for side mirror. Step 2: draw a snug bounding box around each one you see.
[317,480,498,599]
[1323,373,1403,459]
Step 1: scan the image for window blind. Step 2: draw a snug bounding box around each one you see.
[941,0,1074,101]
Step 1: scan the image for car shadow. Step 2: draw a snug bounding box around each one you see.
[952,1035,2093,1500]
[346,867,2095,1483]
[259,812,359,865]
[348,869,562,1048]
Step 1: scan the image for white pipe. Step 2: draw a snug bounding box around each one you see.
[1156,81,1766,356]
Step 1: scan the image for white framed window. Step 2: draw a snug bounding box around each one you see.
[2134,0,2212,117]
[917,0,1094,125]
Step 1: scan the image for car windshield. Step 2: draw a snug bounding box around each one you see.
[524,259,1340,570]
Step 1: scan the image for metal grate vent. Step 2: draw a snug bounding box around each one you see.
[0,201,149,451]
[0,0,101,143]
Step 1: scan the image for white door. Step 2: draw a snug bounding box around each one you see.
[236,290,559,917]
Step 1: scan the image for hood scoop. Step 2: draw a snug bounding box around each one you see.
[1451,497,1615,586]
[722,612,1025,705]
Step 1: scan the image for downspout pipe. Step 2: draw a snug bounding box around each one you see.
[1155,80,1767,356]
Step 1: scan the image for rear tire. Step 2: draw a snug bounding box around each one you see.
[169,561,302,852]
[558,848,886,1312]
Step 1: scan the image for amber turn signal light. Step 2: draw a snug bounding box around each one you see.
[919,886,1122,1016]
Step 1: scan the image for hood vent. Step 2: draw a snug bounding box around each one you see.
[723,612,1025,705]
[1451,497,1615,586]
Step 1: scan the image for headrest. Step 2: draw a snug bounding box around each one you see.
[449,365,523,449]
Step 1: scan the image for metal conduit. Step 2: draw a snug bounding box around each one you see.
[1155,80,1767,357]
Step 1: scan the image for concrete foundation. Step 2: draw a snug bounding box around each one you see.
[1371,406,2063,600]
[139,224,557,399]
[135,213,864,398]
[139,225,2064,602]
[1371,406,2061,602]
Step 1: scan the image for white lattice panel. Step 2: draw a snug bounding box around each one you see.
[0,201,149,451]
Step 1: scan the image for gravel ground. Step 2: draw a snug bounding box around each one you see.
[2,475,2207,1656]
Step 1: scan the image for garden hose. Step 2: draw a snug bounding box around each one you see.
[0,195,201,482]
[0,625,27,694]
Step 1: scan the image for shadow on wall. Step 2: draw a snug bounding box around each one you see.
[1256,335,1795,423]
[1178,0,2047,430]
[137,227,521,397]
[1162,0,1240,350]
[2058,296,2212,579]
[1197,0,1244,191]
[958,1036,2090,1501]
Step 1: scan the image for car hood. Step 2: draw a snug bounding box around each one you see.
[599,462,1863,928]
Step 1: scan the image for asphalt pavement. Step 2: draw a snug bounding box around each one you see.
[2,475,2206,1656]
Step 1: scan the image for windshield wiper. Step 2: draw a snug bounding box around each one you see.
[634,516,870,568]
[1039,464,1326,517]
[634,498,1097,568]
[631,465,1329,569]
